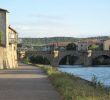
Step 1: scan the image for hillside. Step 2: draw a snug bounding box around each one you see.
[19,36,110,46]
[20,37,81,46]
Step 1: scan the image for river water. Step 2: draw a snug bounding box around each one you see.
[58,65,110,87]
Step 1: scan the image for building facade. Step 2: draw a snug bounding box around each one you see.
[77,39,104,51]
[103,39,110,50]
[0,8,18,69]
[78,41,89,51]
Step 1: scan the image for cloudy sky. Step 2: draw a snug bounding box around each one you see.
[0,0,110,38]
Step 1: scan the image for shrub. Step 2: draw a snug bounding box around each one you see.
[91,75,104,89]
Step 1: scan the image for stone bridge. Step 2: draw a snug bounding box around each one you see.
[26,50,110,67]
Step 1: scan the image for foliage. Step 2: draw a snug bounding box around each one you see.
[23,57,30,64]
[88,44,99,50]
[20,37,80,46]
[91,75,104,88]
[19,36,110,46]
[29,56,50,65]
[66,43,77,50]
[36,65,110,100]
[17,43,22,47]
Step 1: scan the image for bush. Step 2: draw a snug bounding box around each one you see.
[29,56,50,65]
[66,43,77,50]
[91,75,104,88]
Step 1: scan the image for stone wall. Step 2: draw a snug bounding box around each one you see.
[0,47,5,69]
[0,46,18,69]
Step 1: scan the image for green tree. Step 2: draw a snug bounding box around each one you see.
[17,43,22,48]
[88,44,99,50]
[66,43,77,50]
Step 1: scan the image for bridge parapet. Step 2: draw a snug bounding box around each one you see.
[91,50,110,58]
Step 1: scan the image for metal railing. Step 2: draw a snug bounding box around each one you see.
[9,38,17,44]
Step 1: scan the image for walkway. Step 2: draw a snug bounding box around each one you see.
[0,63,60,100]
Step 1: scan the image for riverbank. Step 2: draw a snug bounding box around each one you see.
[59,65,110,87]
[36,64,110,100]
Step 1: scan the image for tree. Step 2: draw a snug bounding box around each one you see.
[88,44,99,50]
[17,43,22,48]
[66,43,77,50]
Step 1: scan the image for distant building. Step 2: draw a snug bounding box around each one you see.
[103,39,110,50]
[78,41,89,51]
[77,39,103,51]
[0,8,18,69]
[41,42,71,51]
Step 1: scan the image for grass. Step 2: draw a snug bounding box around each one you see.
[36,64,110,100]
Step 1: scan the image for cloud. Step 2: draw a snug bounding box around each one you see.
[12,23,81,38]
[29,13,64,20]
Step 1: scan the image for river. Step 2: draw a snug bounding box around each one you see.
[58,65,110,87]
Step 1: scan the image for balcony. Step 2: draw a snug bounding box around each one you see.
[9,38,17,44]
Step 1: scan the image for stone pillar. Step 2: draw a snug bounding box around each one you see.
[83,50,92,66]
[51,58,59,67]
[51,50,59,67]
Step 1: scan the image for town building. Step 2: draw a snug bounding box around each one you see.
[39,42,71,52]
[78,41,88,51]
[77,39,103,51]
[0,8,18,69]
[103,39,110,50]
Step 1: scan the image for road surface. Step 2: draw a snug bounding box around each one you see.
[0,63,60,100]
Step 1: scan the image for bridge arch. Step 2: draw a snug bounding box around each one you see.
[57,51,81,65]
[59,55,79,65]
[92,55,110,65]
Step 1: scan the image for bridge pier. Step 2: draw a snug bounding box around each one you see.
[51,58,59,67]
[83,50,92,66]
[83,56,92,66]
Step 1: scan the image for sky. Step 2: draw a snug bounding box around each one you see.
[0,0,110,38]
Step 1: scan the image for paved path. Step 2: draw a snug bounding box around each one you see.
[0,63,60,100]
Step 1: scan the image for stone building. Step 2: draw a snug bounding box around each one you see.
[77,39,104,51]
[0,8,18,69]
[103,39,110,50]
[77,41,90,51]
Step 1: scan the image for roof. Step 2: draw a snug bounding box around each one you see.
[48,42,71,47]
[0,8,9,13]
[78,39,101,44]
[8,26,17,34]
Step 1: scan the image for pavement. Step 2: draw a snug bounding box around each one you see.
[0,63,61,100]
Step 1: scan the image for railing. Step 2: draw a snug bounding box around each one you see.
[9,38,17,44]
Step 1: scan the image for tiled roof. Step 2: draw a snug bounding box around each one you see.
[48,42,71,46]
